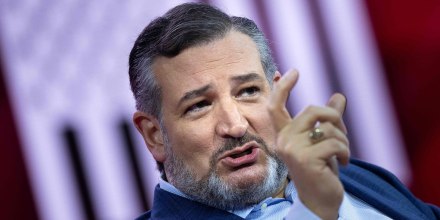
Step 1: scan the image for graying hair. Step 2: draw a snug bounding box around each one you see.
[129,3,276,118]
[128,3,277,174]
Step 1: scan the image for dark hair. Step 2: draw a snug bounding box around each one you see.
[128,3,277,174]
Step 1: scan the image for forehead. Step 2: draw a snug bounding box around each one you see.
[152,31,265,98]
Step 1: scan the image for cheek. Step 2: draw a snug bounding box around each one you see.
[168,124,217,169]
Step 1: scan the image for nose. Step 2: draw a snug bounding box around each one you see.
[215,101,248,138]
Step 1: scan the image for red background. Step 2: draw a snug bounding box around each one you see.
[367,0,440,205]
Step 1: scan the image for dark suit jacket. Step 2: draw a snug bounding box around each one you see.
[136,159,440,220]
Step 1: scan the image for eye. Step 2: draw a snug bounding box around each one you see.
[184,100,210,114]
[237,86,260,98]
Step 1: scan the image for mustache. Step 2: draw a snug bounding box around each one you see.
[212,132,270,161]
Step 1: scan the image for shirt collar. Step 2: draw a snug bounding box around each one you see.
[159,178,296,219]
[159,178,192,199]
[229,181,297,218]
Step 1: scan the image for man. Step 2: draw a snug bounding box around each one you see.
[129,3,439,219]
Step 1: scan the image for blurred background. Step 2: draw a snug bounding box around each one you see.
[1,0,439,219]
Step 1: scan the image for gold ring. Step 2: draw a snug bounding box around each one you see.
[309,127,324,142]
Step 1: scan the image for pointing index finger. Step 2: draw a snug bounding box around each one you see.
[268,69,299,132]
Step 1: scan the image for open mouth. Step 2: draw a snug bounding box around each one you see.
[230,147,254,159]
[220,142,260,168]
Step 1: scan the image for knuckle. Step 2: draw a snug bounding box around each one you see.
[325,129,336,139]
[304,105,318,114]
[326,139,344,150]
[321,123,335,135]
[300,106,320,122]
[327,107,340,116]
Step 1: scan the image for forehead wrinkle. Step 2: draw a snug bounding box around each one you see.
[206,57,225,64]
[190,55,244,76]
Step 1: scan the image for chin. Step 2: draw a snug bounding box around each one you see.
[222,163,267,189]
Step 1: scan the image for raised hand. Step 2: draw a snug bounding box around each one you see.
[268,69,350,220]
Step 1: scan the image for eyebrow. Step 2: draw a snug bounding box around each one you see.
[177,72,264,108]
[178,84,212,107]
[230,72,264,84]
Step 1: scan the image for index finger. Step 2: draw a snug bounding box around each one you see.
[268,69,299,132]
[326,93,348,134]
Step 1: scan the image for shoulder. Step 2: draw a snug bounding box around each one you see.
[135,211,151,220]
[340,158,404,187]
[340,158,440,219]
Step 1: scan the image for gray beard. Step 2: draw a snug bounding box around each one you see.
[163,132,289,210]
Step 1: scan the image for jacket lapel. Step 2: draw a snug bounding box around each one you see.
[150,185,243,220]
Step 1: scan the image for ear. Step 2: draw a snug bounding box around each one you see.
[133,111,166,163]
[273,71,282,83]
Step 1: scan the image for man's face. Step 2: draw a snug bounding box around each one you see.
[153,31,287,208]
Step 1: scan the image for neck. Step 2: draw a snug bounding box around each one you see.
[273,179,289,198]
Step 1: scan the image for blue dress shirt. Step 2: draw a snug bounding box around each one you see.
[159,177,391,219]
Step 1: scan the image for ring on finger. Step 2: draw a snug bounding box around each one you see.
[309,127,325,143]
